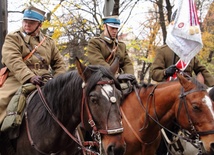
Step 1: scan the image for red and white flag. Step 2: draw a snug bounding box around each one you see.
[167,59,190,81]
[166,0,203,64]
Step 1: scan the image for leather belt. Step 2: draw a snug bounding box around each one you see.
[27,63,49,70]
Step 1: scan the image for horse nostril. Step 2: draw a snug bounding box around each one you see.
[107,143,125,155]
[210,142,214,154]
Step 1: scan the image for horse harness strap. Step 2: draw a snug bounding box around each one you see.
[178,87,214,154]
[120,108,143,144]
[25,85,85,155]
[179,87,214,136]
[134,84,194,144]
[81,79,123,135]
[121,85,161,145]
[180,87,214,136]
[17,31,48,70]
[80,79,123,155]
[36,85,81,141]
[99,38,118,63]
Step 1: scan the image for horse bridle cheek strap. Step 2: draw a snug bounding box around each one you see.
[81,80,123,135]
[179,87,214,136]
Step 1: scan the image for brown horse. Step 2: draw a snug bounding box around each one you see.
[121,73,214,155]
[0,58,125,155]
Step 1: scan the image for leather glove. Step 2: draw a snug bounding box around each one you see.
[164,65,177,77]
[117,74,138,85]
[30,76,44,86]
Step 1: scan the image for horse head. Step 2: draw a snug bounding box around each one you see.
[175,73,214,154]
[120,72,214,155]
[76,57,126,155]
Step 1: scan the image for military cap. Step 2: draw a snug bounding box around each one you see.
[23,6,46,22]
[102,15,120,28]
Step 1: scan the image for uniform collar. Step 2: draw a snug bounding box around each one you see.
[100,33,118,44]
[20,28,45,43]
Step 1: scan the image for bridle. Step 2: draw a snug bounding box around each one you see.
[177,86,214,155]
[81,79,124,154]
[121,85,161,146]
[123,81,214,155]
[24,78,123,155]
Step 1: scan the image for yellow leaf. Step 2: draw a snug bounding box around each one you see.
[52,4,61,13]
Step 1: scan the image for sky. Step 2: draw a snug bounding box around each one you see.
[7,0,149,37]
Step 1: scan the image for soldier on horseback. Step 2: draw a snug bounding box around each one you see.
[0,5,66,130]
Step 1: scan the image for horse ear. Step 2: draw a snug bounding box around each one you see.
[75,57,87,82]
[177,73,193,91]
[110,57,119,75]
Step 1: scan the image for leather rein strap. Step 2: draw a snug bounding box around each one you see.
[25,85,84,155]
[120,85,161,145]
[25,79,123,155]
[99,39,118,63]
[23,36,46,61]
[81,79,123,135]
[178,87,214,137]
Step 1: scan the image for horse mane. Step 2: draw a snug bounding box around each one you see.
[84,65,121,96]
[30,70,83,125]
[29,65,121,125]
[188,76,208,90]
[139,75,207,92]
[139,81,155,89]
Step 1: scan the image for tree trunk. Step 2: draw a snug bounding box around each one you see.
[113,0,120,15]
[0,0,8,67]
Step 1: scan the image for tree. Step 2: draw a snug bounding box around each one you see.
[0,0,8,67]
[24,0,142,70]
[8,0,213,80]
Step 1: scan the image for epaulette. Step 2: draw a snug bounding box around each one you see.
[118,40,125,43]
[14,30,20,33]
[160,44,168,49]
[44,35,52,40]
[11,30,20,35]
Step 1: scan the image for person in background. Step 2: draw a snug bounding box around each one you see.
[150,9,214,155]
[84,15,137,149]
[150,45,214,155]
[150,44,214,87]
[0,6,66,124]
[86,15,136,83]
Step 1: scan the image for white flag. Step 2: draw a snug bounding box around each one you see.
[166,0,203,64]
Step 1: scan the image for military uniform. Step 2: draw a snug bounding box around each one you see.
[150,45,214,86]
[0,28,66,123]
[87,33,134,74]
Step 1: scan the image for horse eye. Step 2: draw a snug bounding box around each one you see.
[192,104,201,112]
[90,95,98,104]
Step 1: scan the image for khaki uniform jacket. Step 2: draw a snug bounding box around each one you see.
[0,28,66,123]
[87,33,134,74]
[150,45,214,87]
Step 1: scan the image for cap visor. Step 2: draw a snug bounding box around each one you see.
[106,23,120,28]
[23,17,40,22]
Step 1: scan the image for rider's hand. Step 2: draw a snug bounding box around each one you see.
[164,65,177,77]
[117,74,138,85]
[30,75,44,86]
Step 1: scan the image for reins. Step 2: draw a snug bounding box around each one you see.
[25,84,98,155]
[25,85,85,155]
[81,79,123,135]
[120,85,161,145]
[25,77,123,155]
[123,76,214,153]
[81,79,123,154]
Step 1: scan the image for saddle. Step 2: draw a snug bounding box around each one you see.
[0,83,36,139]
